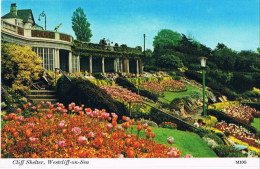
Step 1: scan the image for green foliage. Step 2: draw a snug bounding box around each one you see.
[153,29,182,56]
[72,7,92,42]
[240,91,260,101]
[57,77,128,117]
[156,54,183,70]
[1,43,43,95]
[213,145,245,157]
[195,128,224,145]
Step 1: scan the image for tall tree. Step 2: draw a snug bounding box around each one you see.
[153,29,182,56]
[72,7,92,42]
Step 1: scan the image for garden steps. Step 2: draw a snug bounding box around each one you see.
[28,90,58,104]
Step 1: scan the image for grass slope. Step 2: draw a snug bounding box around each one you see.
[252,118,260,131]
[130,127,217,157]
[159,85,201,104]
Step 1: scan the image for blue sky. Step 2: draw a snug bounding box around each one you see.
[1,0,259,51]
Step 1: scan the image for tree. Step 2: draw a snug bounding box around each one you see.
[153,29,182,56]
[156,54,183,70]
[72,7,92,42]
[1,44,43,95]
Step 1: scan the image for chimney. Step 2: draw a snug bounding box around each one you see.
[10,3,17,16]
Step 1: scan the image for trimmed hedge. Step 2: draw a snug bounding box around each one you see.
[115,77,158,102]
[56,76,129,117]
[207,109,257,133]
[213,145,245,157]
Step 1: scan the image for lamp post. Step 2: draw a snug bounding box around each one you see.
[38,11,46,30]
[200,57,207,116]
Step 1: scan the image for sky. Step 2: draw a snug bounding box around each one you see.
[1,0,259,51]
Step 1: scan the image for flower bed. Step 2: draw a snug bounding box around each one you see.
[159,122,177,129]
[141,80,187,95]
[222,105,259,124]
[1,102,185,158]
[101,86,143,103]
[215,121,260,148]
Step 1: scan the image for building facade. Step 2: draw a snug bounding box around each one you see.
[1,3,143,74]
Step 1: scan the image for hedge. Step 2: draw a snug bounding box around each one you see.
[115,77,158,102]
[207,109,257,133]
[56,76,129,117]
[213,145,245,157]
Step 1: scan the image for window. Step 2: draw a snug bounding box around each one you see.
[32,47,54,71]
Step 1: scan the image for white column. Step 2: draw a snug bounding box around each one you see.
[89,56,93,73]
[69,51,73,73]
[102,57,105,73]
[77,55,80,72]
[127,59,130,73]
[136,59,139,74]
[54,48,60,69]
[114,58,117,72]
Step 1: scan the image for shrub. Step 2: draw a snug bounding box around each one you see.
[213,145,245,157]
[195,128,224,145]
[173,76,181,80]
[140,119,159,128]
[1,43,43,95]
[159,122,178,129]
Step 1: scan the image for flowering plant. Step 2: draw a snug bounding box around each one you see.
[159,122,178,129]
[2,102,183,158]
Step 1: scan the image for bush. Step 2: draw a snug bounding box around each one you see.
[213,145,245,157]
[57,77,129,117]
[195,128,224,145]
[173,76,181,80]
[242,102,260,111]
[140,119,158,127]
[240,91,260,100]
[1,43,43,95]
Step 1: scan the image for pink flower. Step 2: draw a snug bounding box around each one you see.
[47,114,53,119]
[115,154,124,158]
[167,150,178,158]
[88,132,95,138]
[40,101,45,105]
[57,141,66,147]
[73,106,80,112]
[56,107,62,112]
[71,127,81,135]
[70,102,76,108]
[17,116,24,121]
[142,123,148,129]
[107,124,113,130]
[185,154,193,158]
[29,137,39,143]
[117,126,122,130]
[167,136,174,144]
[58,120,66,128]
[78,136,88,144]
[46,101,51,106]
[27,123,35,128]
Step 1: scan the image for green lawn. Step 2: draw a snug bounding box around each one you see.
[129,127,217,157]
[159,84,201,103]
[252,118,260,131]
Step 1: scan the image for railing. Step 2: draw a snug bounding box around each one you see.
[54,68,71,84]
[128,101,197,131]
[74,40,143,54]
[1,20,72,42]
